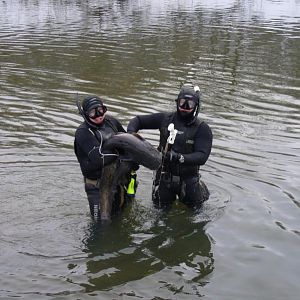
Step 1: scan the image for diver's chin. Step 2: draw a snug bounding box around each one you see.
[178,109,193,120]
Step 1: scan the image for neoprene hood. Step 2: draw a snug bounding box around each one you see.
[176,85,201,124]
[82,95,105,114]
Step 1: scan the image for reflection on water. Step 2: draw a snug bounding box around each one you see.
[80,205,213,294]
[0,0,300,299]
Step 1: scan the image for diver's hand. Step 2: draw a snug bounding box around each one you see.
[102,149,118,166]
[130,161,140,171]
[103,154,118,166]
[165,150,181,163]
[117,154,139,171]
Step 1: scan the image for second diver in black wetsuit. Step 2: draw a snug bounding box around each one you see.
[127,85,213,210]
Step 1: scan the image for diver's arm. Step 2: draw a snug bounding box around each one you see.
[127,113,166,133]
[181,122,213,166]
[75,128,116,166]
[109,116,126,133]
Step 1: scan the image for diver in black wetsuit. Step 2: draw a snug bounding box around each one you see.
[127,85,213,209]
[74,95,132,221]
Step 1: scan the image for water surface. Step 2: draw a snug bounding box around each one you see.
[0,0,299,299]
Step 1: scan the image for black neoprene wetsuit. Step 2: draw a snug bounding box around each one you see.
[74,116,125,179]
[127,111,213,208]
[74,116,126,219]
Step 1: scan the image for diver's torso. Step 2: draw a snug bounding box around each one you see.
[159,112,200,178]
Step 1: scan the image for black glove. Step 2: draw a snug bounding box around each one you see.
[102,149,118,166]
[130,161,140,171]
[103,154,118,166]
[164,150,181,163]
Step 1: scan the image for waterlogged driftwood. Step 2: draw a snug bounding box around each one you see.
[103,133,161,170]
[99,161,132,223]
[99,133,161,223]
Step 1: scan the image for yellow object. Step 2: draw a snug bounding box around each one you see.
[126,172,137,197]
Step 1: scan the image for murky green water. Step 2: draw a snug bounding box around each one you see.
[1,0,299,299]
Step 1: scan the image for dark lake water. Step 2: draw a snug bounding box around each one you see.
[0,0,299,299]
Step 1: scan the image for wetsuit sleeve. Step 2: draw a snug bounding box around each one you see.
[110,117,126,133]
[127,113,166,132]
[117,121,126,133]
[75,128,104,166]
[182,122,213,166]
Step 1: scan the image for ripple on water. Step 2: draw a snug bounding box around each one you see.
[1,0,300,299]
